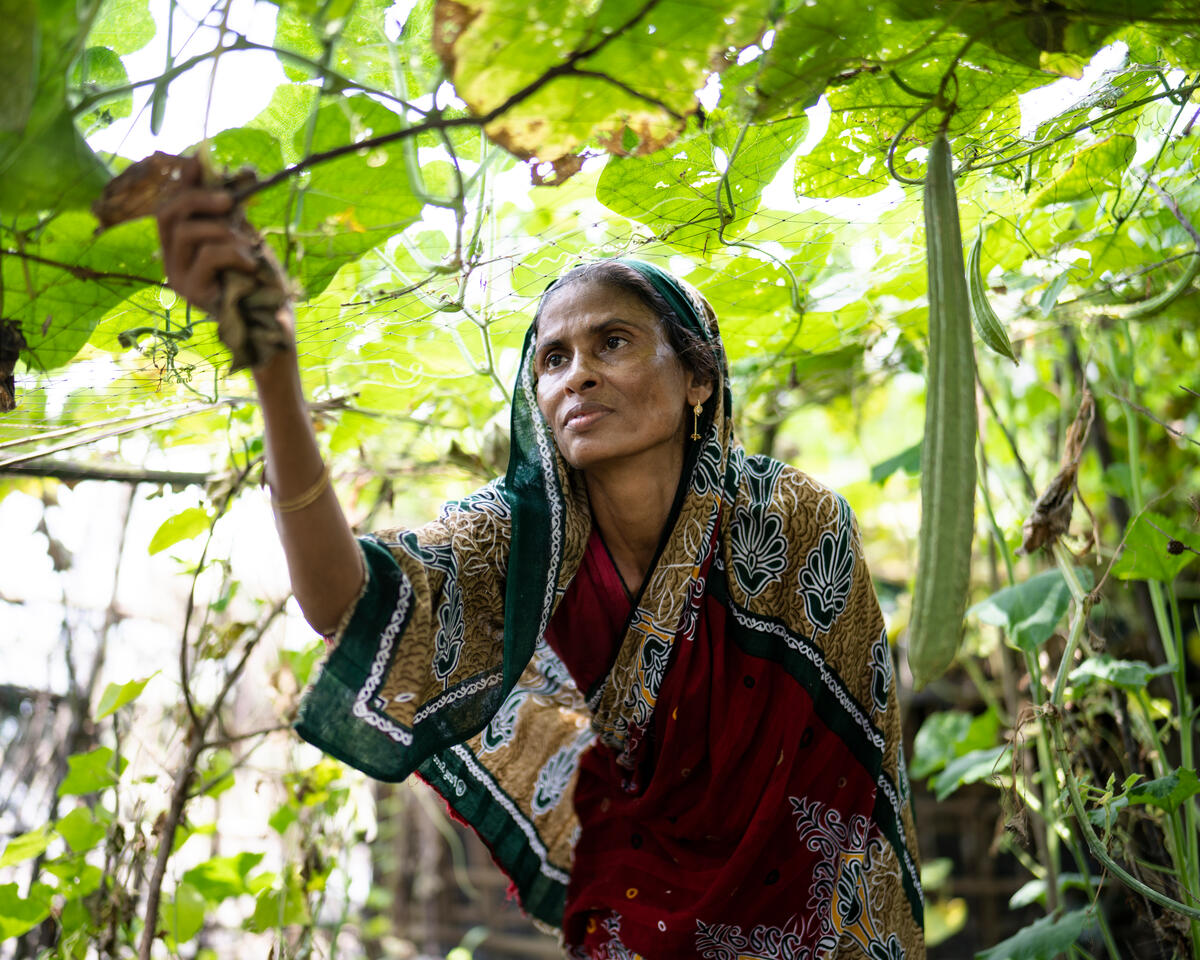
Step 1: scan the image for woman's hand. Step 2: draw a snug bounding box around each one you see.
[154,158,253,312]
[152,159,362,634]
[154,157,296,372]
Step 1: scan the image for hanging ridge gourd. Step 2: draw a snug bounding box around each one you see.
[909,131,977,688]
[967,227,1019,364]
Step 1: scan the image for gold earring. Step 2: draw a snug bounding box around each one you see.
[691,401,703,441]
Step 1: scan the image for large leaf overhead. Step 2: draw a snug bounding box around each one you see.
[431,0,767,163]
[598,115,808,255]
[5,214,160,372]
[0,0,115,213]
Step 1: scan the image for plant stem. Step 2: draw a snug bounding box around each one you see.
[1049,540,1200,922]
[1111,323,1200,950]
[1027,651,1062,913]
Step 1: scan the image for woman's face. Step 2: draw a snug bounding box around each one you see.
[534,280,712,474]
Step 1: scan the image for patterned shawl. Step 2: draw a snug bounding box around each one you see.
[294,259,923,954]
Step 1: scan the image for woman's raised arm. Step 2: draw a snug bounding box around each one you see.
[155,166,364,635]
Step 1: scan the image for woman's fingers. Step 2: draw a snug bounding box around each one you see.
[169,220,253,280]
[156,187,233,255]
[156,188,260,307]
[186,240,260,309]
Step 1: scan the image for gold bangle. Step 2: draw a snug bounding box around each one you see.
[271,462,331,513]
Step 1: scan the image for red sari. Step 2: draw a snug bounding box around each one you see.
[546,527,893,958]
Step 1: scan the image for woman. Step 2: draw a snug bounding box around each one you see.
[159,173,924,959]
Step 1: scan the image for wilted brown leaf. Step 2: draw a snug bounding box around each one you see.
[92,152,290,371]
[1021,388,1094,554]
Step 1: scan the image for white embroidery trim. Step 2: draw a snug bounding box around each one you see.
[352,571,415,746]
[450,743,571,886]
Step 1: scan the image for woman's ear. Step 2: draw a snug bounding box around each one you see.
[687,375,714,408]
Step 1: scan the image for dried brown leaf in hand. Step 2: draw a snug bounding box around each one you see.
[92,151,194,229]
[92,152,291,371]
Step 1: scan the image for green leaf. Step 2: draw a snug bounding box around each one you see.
[0,824,52,867]
[911,711,971,779]
[95,672,156,720]
[71,46,132,134]
[870,440,922,484]
[56,806,107,853]
[1068,655,1172,692]
[86,0,156,55]
[57,746,128,796]
[1037,269,1070,316]
[43,859,103,900]
[197,748,235,798]
[0,0,38,131]
[976,907,1094,960]
[1125,768,1200,813]
[931,745,1010,801]
[920,856,954,891]
[0,108,111,213]
[268,803,299,835]
[0,882,53,940]
[1032,135,1136,207]
[599,115,807,254]
[5,213,161,372]
[163,881,207,944]
[246,878,311,932]
[755,3,876,119]
[1008,873,1097,909]
[183,852,265,903]
[925,895,968,949]
[280,96,424,296]
[1111,511,1200,583]
[148,507,212,555]
[968,567,1091,652]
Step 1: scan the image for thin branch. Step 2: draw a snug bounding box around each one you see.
[178,458,258,727]
[1111,92,1192,234]
[0,459,214,485]
[203,722,290,750]
[73,35,425,119]
[137,597,286,960]
[886,99,936,186]
[1047,542,1200,920]
[1144,177,1200,248]
[1104,389,1200,448]
[963,80,1200,174]
[0,403,227,469]
[243,0,665,200]
[0,247,161,287]
[0,395,350,457]
[977,374,1039,500]
[568,69,683,118]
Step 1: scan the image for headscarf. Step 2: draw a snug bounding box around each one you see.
[294,258,922,946]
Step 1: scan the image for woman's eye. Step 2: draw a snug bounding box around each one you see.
[544,352,565,368]
[605,335,626,350]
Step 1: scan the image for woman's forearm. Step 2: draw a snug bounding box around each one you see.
[252,342,364,635]
[151,172,364,633]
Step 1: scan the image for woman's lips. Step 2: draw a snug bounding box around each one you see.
[564,406,610,430]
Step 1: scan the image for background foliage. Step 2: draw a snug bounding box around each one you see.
[2,0,1199,957]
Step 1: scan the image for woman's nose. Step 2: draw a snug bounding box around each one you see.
[563,354,599,393]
